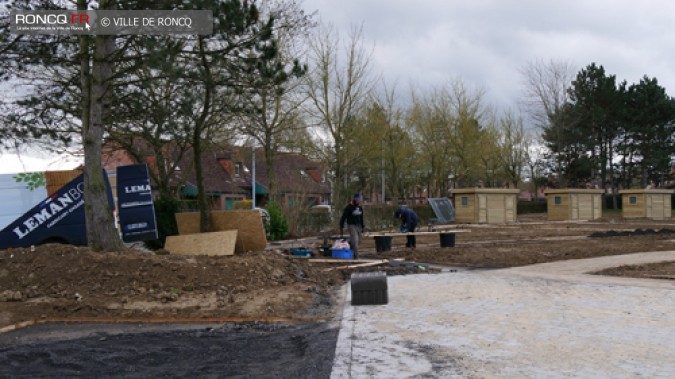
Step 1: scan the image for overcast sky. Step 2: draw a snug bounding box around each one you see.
[3,0,674,172]
[302,0,675,112]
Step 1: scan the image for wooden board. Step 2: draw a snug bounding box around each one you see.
[44,169,82,196]
[367,230,470,237]
[175,210,267,253]
[164,230,237,256]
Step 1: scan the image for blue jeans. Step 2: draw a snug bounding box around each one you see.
[348,224,362,258]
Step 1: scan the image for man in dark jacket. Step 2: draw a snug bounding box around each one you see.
[339,193,365,259]
[395,206,418,248]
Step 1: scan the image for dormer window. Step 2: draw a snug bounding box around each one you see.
[234,162,243,177]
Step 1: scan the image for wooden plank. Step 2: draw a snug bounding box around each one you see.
[429,224,462,230]
[366,230,470,237]
[164,230,237,256]
[309,259,387,264]
[323,260,389,272]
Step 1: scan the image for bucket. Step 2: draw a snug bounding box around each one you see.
[439,232,455,247]
[331,249,353,259]
[374,236,393,252]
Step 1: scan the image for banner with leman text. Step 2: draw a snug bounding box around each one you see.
[0,170,115,249]
[116,164,158,243]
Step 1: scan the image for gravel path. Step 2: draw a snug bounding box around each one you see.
[331,250,675,378]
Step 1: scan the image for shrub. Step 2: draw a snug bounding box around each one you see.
[266,202,288,240]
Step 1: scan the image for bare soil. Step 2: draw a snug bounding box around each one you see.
[0,215,673,377]
[1,216,674,329]
[0,247,346,328]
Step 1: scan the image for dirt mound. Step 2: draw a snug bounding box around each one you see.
[0,244,344,328]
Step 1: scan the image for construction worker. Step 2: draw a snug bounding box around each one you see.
[395,206,418,248]
[339,193,365,259]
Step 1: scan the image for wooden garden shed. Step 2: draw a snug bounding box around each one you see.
[544,189,604,221]
[619,189,672,220]
[452,188,520,224]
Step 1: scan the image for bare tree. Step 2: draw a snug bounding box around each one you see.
[520,58,575,129]
[408,87,454,196]
[497,111,528,187]
[372,83,411,202]
[520,59,576,186]
[235,1,313,200]
[305,23,375,205]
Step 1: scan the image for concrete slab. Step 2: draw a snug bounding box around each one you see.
[331,251,675,378]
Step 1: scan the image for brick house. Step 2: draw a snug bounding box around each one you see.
[102,140,330,210]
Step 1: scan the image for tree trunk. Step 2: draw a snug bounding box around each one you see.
[195,36,213,233]
[264,135,277,203]
[333,140,343,206]
[82,28,124,251]
[193,127,210,231]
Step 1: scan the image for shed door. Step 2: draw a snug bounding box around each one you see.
[651,195,665,219]
[505,195,515,222]
[646,195,653,218]
[487,195,506,223]
[593,194,602,219]
[570,194,579,220]
[477,194,487,223]
[578,194,593,220]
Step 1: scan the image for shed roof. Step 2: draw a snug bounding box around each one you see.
[618,189,673,195]
[543,189,605,195]
[452,188,520,195]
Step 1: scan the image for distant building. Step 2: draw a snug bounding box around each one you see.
[452,188,520,224]
[102,140,330,210]
[544,189,604,221]
[619,189,673,220]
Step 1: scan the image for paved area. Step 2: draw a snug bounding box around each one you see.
[331,251,675,378]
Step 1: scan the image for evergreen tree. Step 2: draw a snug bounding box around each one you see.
[623,76,675,187]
